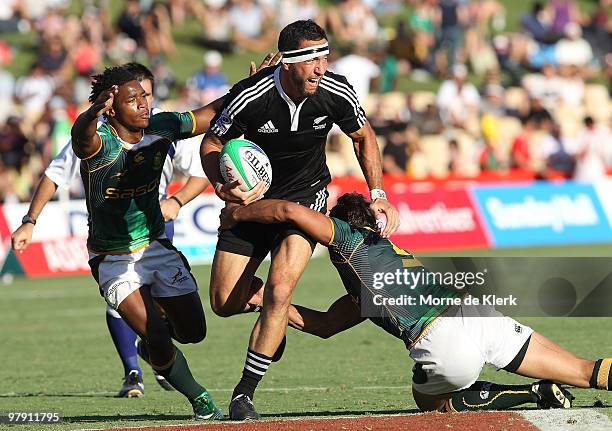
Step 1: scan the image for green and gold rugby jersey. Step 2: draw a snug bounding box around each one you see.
[328,217,463,348]
[81,111,196,253]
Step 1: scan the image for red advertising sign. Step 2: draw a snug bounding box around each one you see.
[328,178,490,252]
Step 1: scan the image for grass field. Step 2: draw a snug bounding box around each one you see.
[1,244,612,430]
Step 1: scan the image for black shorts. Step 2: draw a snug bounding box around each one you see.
[217,188,329,259]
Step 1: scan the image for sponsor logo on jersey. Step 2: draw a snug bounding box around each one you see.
[257,120,278,133]
[171,266,190,284]
[153,151,163,170]
[313,115,328,130]
[105,178,160,199]
[133,152,145,165]
[214,109,233,134]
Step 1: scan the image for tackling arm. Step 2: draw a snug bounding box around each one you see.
[223,200,334,245]
[288,295,365,339]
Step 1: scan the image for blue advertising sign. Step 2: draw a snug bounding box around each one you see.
[471,182,612,247]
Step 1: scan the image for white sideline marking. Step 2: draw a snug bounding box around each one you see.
[521,408,612,431]
[0,385,408,398]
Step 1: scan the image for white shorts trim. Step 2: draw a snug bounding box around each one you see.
[410,299,533,395]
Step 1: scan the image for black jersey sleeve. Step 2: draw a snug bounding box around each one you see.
[321,73,367,135]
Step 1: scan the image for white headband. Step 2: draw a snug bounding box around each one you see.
[281,43,329,64]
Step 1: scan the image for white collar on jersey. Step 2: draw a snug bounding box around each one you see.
[273,67,308,132]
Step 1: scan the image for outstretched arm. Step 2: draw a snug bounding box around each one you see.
[71,85,117,159]
[221,200,334,245]
[288,295,365,339]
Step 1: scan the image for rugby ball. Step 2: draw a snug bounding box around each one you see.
[219,138,272,192]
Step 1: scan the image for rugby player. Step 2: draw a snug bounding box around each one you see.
[201,19,399,420]
[69,65,224,419]
[220,193,612,413]
[11,63,207,398]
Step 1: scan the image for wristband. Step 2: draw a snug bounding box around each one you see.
[169,195,183,208]
[370,189,387,201]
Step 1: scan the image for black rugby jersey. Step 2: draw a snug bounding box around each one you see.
[211,65,366,199]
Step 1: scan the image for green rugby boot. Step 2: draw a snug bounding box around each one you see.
[192,391,224,420]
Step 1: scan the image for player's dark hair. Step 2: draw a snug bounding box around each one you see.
[278,20,327,51]
[330,193,377,230]
[89,66,137,103]
[123,62,155,94]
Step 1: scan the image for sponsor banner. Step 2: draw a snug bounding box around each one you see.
[471,182,612,247]
[0,194,224,277]
[593,180,612,230]
[388,188,489,251]
[328,177,489,251]
[170,193,224,265]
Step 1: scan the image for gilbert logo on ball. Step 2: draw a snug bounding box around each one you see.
[220,138,272,192]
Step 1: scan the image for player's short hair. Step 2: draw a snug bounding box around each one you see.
[278,20,327,52]
[89,66,137,103]
[123,62,155,94]
[329,193,377,230]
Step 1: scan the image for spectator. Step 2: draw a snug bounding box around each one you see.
[14,62,54,122]
[573,116,612,182]
[0,47,15,124]
[71,30,102,78]
[435,0,468,73]
[188,50,229,105]
[510,117,534,170]
[328,0,379,45]
[550,0,580,35]
[38,35,70,82]
[141,2,177,58]
[557,64,584,106]
[556,22,593,68]
[520,2,560,44]
[331,42,380,103]
[228,0,275,52]
[199,0,233,53]
[479,137,505,171]
[382,123,412,174]
[414,103,444,135]
[525,97,553,131]
[436,64,480,131]
[277,0,322,29]
[409,0,439,69]
[0,116,28,170]
[117,0,144,46]
[522,63,562,110]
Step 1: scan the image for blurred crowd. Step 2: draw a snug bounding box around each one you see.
[0,0,610,203]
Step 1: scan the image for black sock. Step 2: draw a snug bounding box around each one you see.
[232,349,272,400]
[590,358,612,390]
[444,381,537,412]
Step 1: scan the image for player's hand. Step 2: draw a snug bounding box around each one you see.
[370,198,399,238]
[160,198,181,222]
[249,52,282,76]
[11,223,34,252]
[90,85,118,118]
[219,203,240,230]
[215,180,266,205]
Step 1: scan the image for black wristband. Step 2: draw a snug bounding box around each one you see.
[169,195,184,208]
